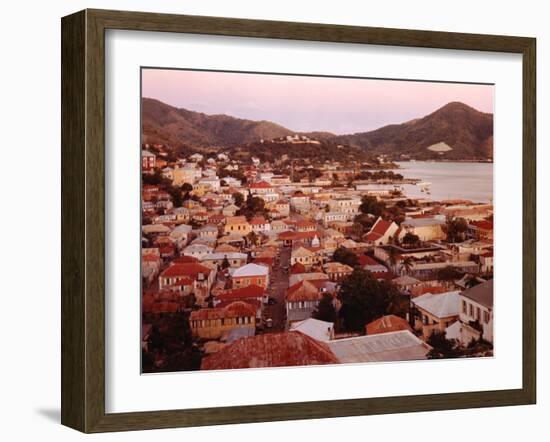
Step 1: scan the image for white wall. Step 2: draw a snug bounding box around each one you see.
[0,0,547,440]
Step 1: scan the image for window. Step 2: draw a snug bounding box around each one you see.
[476,307,481,321]
[469,303,474,317]
[462,300,467,314]
[484,311,490,324]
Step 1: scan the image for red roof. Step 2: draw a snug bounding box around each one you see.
[160,262,211,278]
[366,315,412,335]
[286,280,322,302]
[290,262,306,274]
[296,220,316,229]
[470,220,494,231]
[191,301,256,321]
[249,216,268,225]
[172,256,199,264]
[370,217,393,236]
[358,255,381,267]
[364,231,382,241]
[217,284,265,302]
[249,180,272,189]
[201,331,338,370]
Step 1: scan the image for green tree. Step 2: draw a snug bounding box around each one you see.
[359,195,385,217]
[333,247,359,268]
[221,256,230,270]
[180,182,193,192]
[402,257,415,274]
[402,232,420,247]
[444,216,469,242]
[338,268,401,332]
[312,294,338,324]
[232,192,244,207]
[437,265,463,281]
[426,331,461,359]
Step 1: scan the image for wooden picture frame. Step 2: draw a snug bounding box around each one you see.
[61,8,536,433]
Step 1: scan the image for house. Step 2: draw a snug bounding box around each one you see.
[408,261,479,280]
[141,252,162,285]
[359,255,388,274]
[363,217,399,246]
[285,279,337,326]
[290,318,334,341]
[322,211,348,227]
[399,217,446,241]
[249,216,271,233]
[290,246,322,269]
[327,330,431,363]
[249,180,273,195]
[323,262,354,282]
[158,262,215,305]
[172,164,201,185]
[214,285,266,320]
[142,150,156,171]
[196,225,219,239]
[295,220,317,232]
[201,252,248,269]
[290,191,310,210]
[392,275,421,293]
[182,243,214,261]
[231,263,270,289]
[222,204,239,217]
[190,301,256,340]
[411,290,460,339]
[478,250,494,273]
[468,220,494,241]
[201,332,339,370]
[224,216,251,236]
[447,279,493,345]
[366,315,412,335]
[273,199,290,217]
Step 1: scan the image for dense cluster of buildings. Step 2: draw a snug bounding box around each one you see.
[141,144,494,371]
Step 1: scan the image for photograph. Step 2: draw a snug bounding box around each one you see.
[140,68,494,373]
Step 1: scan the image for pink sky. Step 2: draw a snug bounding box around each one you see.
[142,68,494,135]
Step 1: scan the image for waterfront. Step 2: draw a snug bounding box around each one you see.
[386,161,493,203]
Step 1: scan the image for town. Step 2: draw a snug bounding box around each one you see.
[141,139,494,372]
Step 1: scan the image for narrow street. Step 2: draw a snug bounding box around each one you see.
[263,245,291,331]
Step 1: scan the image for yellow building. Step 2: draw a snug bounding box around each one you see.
[224,216,251,236]
[190,301,256,340]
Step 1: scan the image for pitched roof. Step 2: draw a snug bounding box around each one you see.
[201,331,339,370]
[290,262,307,274]
[412,291,460,318]
[327,330,431,363]
[226,216,248,225]
[216,284,265,302]
[249,216,268,225]
[290,318,334,342]
[249,180,272,189]
[160,262,211,278]
[190,301,256,321]
[460,279,493,308]
[366,315,412,335]
[286,280,322,302]
[232,263,269,278]
[370,217,394,236]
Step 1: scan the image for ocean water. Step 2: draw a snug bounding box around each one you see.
[372,161,494,203]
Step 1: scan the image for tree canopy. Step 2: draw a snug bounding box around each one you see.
[338,268,402,332]
[333,247,359,268]
[312,294,338,324]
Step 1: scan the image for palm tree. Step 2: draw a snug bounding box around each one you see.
[402,257,414,275]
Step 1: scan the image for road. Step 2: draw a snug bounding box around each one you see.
[263,245,291,331]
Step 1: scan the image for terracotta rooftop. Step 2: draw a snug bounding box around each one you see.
[191,301,256,321]
[217,284,265,302]
[201,331,339,370]
[286,280,323,302]
[366,315,412,335]
[160,262,211,278]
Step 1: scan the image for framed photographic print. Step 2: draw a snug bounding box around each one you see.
[61,9,536,433]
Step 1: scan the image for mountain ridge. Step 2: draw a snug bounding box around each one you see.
[142,98,493,160]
